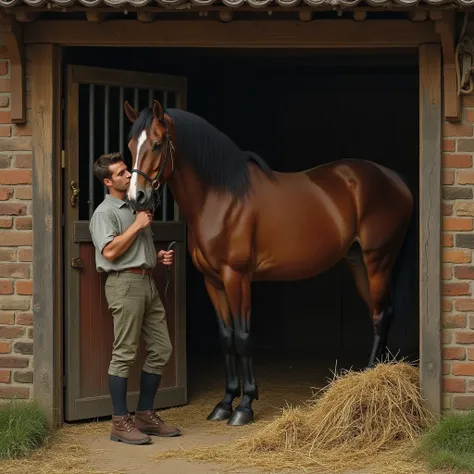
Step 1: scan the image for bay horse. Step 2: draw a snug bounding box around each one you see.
[123,100,416,427]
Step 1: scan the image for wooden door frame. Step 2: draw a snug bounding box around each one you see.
[30,20,442,427]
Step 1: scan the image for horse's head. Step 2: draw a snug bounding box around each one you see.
[124,100,175,212]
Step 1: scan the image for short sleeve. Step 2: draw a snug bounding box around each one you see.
[89,211,119,254]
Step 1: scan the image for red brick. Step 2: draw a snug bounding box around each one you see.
[443,282,471,295]
[444,377,466,393]
[0,386,29,399]
[13,154,31,168]
[14,187,31,200]
[15,312,32,326]
[0,326,24,338]
[18,248,32,262]
[443,249,472,263]
[443,170,454,185]
[15,217,31,230]
[444,217,473,231]
[456,330,474,343]
[444,314,467,328]
[0,341,10,354]
[0,280,13,295]
[0,61,8,76]
[13,126,32,138]
[0,249,15,262]
[456,299,474,312]
[443,300,453,312]
[0,311,14,324]
[443,265,453,279]
[466,109,474,122]
[0,369,10,383]
[0,216,12,228]
[0,231,32,246]
[0,203,26,216]
[463,95,474,107]
[443,346,466,360]
[443,362,451,375]
[444,139,456,152]
[0,126,11,137]
[16,280,32,296]
[467,348,474,360]
[443,234,454,247]
[444,204,453,216]
[443,154,473,168]
[0,356,28,368]
[0,170,31,185]
[453,395,474,409]
[0,79,11,93]
[0,263,29,279]
[444,123,473,137]
[0,187,12,200]
[452,363,474,376]
[458,171,474,184]
[455,266,474,279]
[0,111,11,124]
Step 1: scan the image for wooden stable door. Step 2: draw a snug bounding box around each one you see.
[63,65,188,421]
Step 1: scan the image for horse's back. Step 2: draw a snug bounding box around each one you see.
[250,158,413,279]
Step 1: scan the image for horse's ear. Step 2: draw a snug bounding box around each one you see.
[153,100,164,122]
[124,101,138,123]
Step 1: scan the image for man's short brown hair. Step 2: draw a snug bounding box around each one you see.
[93,152,123,183]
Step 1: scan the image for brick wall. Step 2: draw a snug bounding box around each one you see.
[0,48,33,401]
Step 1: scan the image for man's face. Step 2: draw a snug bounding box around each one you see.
[104,161,131,192]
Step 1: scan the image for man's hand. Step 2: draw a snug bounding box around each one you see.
[134,210,152,231]
[158,249,174,266]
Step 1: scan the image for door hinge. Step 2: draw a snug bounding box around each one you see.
[61,150,66,169]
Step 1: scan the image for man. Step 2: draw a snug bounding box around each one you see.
[89,152,181,445]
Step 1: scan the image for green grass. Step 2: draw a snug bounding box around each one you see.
[417,410,474,472]
[0,399,49,459]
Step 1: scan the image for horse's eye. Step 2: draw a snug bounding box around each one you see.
[152,141,162,152]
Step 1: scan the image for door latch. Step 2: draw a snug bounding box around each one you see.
[71,257,84,269]
[70,180,80,208]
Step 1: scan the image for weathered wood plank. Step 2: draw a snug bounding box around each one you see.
[24,19,438,48]
[419,43,442,418]
[31,44,62,427]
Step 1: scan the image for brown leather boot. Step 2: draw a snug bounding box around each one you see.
[134,410,181,437]
[110,414,152,445]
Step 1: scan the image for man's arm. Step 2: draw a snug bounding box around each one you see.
[102,211,152,262]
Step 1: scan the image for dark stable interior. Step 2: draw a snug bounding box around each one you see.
[64,47,420,379]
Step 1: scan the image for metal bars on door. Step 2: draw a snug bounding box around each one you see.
[80,84,176,223]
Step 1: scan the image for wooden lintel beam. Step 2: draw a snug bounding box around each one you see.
[299,11,313,22]
[435,12,460,122]
[0,15,26,124]
[86,11,106,22]
[137,11,156,22]
[15,11,38,23]
[23,19,439,48]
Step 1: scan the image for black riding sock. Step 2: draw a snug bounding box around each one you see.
[108,375,128,416]
[136,371,161,412]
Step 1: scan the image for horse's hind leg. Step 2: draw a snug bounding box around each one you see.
[204,278,241,421]
[362,250,395,368]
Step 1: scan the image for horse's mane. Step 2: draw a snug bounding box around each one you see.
[129,106,274,197]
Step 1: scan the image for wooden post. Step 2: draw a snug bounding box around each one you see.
[419,43,442,418]
[31,44,63,427]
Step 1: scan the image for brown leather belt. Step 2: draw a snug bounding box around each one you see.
[113,268,152,275]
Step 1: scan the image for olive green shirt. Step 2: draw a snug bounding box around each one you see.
[89,195,157,273]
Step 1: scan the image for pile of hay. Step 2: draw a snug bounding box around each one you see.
[155,361,436,473]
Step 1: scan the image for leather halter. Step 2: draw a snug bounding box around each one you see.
[130,122,175,192]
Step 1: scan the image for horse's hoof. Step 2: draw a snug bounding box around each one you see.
[227,409,254,426]
[207,403,233,421]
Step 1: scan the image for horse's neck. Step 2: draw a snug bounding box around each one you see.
[167,161,207,224]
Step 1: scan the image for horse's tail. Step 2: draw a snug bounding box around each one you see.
[389,195,419,361]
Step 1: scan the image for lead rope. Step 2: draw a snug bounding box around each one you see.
[164,240,177,306]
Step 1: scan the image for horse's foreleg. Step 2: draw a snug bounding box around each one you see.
[222,266,257,427]
[204,278,241,421]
